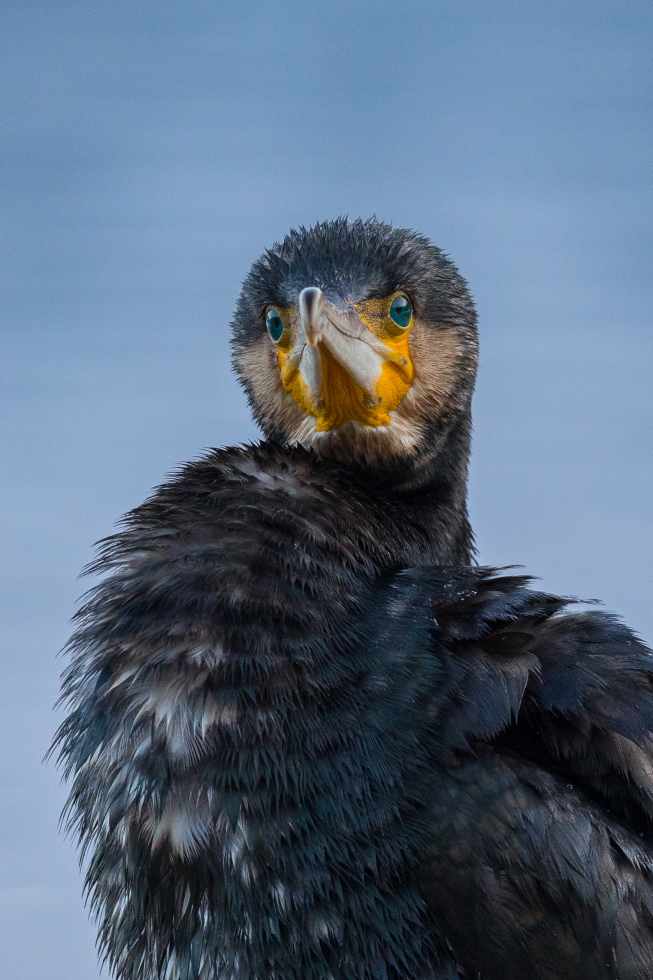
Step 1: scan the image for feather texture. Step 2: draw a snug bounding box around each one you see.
[55,445,466,980]
[55,444,653,979]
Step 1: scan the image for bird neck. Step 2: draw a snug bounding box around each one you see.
[336,412,475,567]
[392,451,474,567]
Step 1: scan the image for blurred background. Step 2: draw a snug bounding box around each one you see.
[1,0,652,976]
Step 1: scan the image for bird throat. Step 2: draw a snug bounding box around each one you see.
[280,339,414,432]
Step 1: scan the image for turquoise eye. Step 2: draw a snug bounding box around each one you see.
[266,309,284,342]
[389,295,412,329]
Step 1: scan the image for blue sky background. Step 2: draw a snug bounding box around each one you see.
[1,1,652,976]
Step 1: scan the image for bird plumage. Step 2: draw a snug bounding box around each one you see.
[55,219,653,979]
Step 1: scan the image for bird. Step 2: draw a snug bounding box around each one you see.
[54,217,653,980]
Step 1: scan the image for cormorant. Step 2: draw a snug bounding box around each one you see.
[55,218,653,980]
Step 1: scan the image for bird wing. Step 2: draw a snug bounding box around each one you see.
[404,567,653,980]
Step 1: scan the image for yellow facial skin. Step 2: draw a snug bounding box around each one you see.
[269,294,415,432]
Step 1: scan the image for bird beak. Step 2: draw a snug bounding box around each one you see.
[278,287,414,432]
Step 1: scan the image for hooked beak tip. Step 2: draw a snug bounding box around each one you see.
[299,286,324,346]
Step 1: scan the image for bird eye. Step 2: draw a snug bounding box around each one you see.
[266,309,284,342]
[389,295,412,329]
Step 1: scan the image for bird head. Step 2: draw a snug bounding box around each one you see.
[231,218,478,487]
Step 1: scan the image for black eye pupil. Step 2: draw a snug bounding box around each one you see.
[266,309,284,341]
